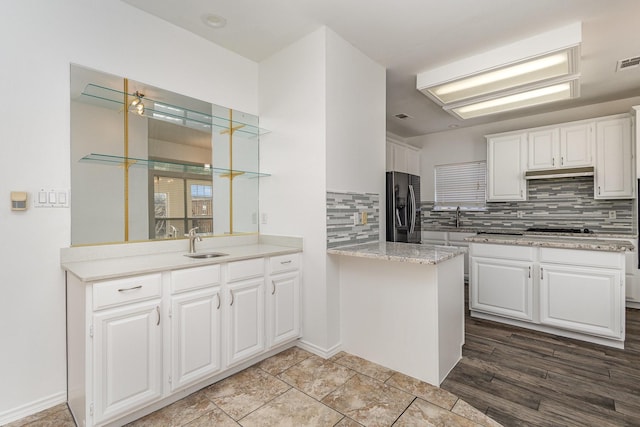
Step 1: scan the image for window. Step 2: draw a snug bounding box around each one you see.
[434,161,486,210]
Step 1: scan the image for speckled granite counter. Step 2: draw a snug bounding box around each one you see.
[327,241,466,264]
[466,234,633,252]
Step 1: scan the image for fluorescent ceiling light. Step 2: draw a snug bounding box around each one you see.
[417,22,582,119]
[447,81,577,119]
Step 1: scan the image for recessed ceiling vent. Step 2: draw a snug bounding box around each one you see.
[394,113,412,120]
[616,56,640,71]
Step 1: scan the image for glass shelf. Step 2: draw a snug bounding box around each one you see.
[80,153,270,179]
[79,83,269,138]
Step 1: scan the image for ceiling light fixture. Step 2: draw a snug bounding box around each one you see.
[417,22,582,119]
[129,91,145,116]
[201,13,227,29]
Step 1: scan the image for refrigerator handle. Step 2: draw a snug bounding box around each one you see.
[409,184,416,235]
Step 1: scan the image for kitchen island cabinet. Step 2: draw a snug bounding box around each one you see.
[328,242,465,386]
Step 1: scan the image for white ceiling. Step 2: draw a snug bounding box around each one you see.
[122,0,640,138]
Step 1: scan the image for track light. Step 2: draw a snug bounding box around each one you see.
[129,91,145,115]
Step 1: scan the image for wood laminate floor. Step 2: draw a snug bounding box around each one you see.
[441,287,640,427]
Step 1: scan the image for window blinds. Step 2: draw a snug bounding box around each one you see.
[434,161,486,209]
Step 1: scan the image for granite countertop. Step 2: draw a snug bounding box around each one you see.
[62,244,301,282]
[327,241,466,265]
[466,234,634,252]
[422,226,636,239]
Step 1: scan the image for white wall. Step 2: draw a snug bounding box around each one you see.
[259,27,386,354]
[411,96,640,201]
[0,0,257,422]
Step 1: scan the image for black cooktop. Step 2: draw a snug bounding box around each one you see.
[526,227,592,234]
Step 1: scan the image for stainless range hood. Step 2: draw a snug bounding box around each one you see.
[524,166,594,180]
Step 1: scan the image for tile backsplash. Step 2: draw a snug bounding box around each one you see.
[327,191,379,248]
[422,176,635,234]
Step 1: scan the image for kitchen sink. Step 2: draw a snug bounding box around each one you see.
[184,252,228,259]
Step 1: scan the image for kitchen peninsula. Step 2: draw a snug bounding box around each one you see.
[328,242,465,386]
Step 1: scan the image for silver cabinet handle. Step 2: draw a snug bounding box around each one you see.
[156,306,160,326]
[272,280,276,295]
[280,260,292,265]
[118,285,142,292]
[528,266,531,278]
[598,186,601,195]
[540,267,544,280]
[520,189,523,198]
[216,293,220,310]
[230,290,234,306]
[552,158,555,166]
[561,156,564,165]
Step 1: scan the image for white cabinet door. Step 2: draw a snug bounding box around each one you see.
[595,117,634,199]
[528,128,559,170]
[406,148,420,176]
[170,287,221,392]
[93,300,163,424]
[470,257,533,320]
[539,264,622,338]
[226,278,265,366]
[268,272,301,347]
[559,123,593,168]
[392,143,408,173]
[487,133,527,201]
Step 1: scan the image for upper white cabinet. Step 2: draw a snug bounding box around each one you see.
[527,124,593,170]
[486,132,527,201]
[559,122,594,168]
[386,141,420,175]
[595,117,634,199]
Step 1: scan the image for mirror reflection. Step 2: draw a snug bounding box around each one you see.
[70,64,265,246]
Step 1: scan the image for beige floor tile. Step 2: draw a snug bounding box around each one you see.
[321,374,414,427]
[334,416,365,426]
[332,353,395,382]
[278,355,356,400]
[452,399,503,427]
[386,372,458,410]
[126,390,216,427]
[257,346,313,375]
[394,398,483,427]
[328,351,349,363]
[239,388,343,427]
[204,366,290,420]
[4,403,71,427]
[183,406,240,426]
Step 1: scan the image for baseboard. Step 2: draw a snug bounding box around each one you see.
[0,391,66,426]
[296,339,342,359]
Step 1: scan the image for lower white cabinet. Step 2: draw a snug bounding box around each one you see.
[469,243,625,345]
[539,263,622,338]
[93,299,163,424]
[67,250,302,427]
[226,277,265,366]
[170,287,221,391]
[471,257,533,321]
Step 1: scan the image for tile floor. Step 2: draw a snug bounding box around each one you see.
[6,347,502,427]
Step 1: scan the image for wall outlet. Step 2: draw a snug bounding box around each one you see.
[517,211,524,219]
[609,211,616,219]
[261,213,268,224]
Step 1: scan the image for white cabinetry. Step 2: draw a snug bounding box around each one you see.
[225,258,265,367]
[469,243,625,346]
[267,254,301,347]
[486,132,527,201]
[169,265,222,392]
[386,141,420,175]
[595,117,634,199]
[470,244,534,321]
[539,248,623,338]
[90,274,163,425]
[527,125,593,170]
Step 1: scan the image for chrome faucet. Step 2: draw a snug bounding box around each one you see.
[188,227,202,253]
[455,206,461,228]
[169,225,178,239]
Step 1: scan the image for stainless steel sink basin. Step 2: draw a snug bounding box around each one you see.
[184,252,228,259]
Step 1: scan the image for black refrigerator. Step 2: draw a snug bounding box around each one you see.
[386,171,421,243]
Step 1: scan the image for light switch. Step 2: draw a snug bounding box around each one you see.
[48,192,57,204]
[38,191,47,204]
[58,192,67,204]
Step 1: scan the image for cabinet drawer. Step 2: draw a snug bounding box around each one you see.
[539,247,623,269]
[171,265,221,294]
[470,243,535,261]
[270,254,300,274]
[93,274,162,310]
[227,258,265,282]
